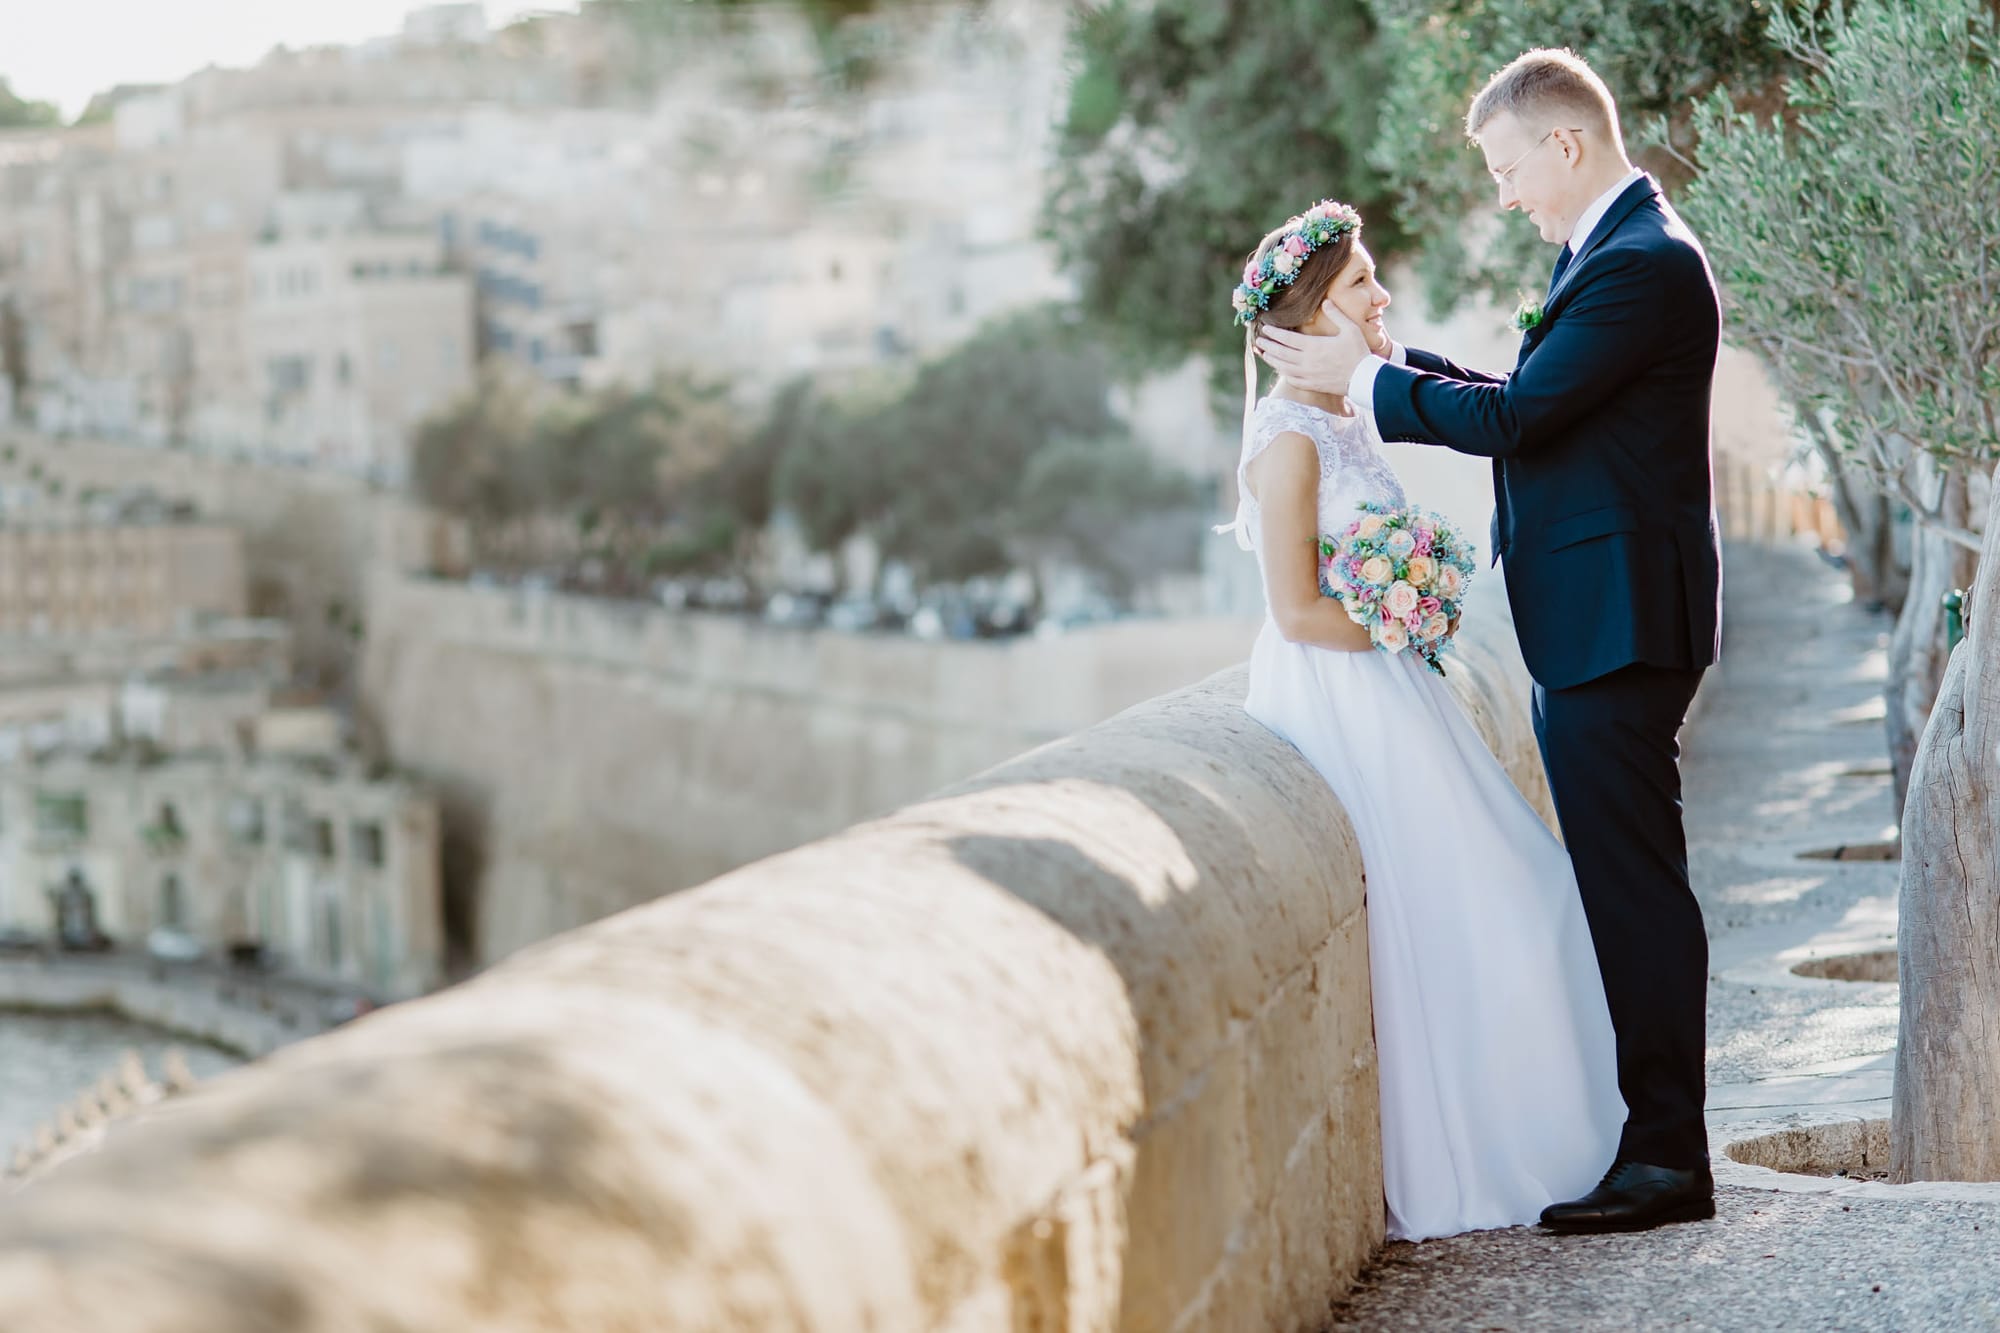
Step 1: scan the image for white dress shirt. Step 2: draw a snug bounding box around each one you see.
[1348,166,1649,408]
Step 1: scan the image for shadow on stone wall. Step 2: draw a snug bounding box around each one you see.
[0,602,1547,1332]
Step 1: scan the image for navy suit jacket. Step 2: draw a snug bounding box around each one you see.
[1371,175,1723,691]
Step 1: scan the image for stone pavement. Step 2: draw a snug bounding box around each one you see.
[1326,540,2000,1332]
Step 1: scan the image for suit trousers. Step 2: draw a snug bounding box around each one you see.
[1532,661,1709,1169]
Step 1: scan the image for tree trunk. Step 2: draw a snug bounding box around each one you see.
[1884,468,1977,818]
[1893,462,2000,1182]
[1807,422,1908,612]
[1842,480,1908,613]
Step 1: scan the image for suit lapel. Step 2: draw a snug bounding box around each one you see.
[1543,174,1660,311]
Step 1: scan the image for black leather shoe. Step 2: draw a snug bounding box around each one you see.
[1539,1160,1716,1233]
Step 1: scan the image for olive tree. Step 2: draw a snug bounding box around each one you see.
[1682,0,2000,1182]
[1363,1,1913,608]
[1681,0,1998,814]
[1896,466,2000,1182]
[1364,0,1805,315]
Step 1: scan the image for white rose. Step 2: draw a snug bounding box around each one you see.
[1377,621,1409,653]
[1384,581,1420,618]
[1385,529,1417,557]
[1437,565,1464,598]
[1273,250,1299,276]
[1355,514,1386,539]
[1359,556,1394,586]
[1419,612,1451,641]
[1403,555,1437,588]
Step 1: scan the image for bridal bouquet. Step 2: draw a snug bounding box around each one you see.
[1319,503,1477,676]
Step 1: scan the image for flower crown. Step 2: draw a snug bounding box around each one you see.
[1230,200,1362,328]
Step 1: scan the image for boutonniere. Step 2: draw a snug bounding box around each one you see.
[1512,297,1545,335]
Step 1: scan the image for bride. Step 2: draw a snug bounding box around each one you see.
[1223,200,1625,1241]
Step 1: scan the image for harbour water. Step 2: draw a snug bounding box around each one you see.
[0,1010,243,1153]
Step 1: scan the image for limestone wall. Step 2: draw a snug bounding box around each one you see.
[358,572,1264,964]
[0,602,1551,1333]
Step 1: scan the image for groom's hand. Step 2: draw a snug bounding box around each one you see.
[1256,300,1371,395]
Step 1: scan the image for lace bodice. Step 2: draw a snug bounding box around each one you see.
[1224,396,1407,556]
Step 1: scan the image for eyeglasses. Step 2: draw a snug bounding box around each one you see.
[1489,128,1582,187]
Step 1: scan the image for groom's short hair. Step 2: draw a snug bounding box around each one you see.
[1466,48,1622,145]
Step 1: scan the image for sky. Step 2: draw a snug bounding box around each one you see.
[6,1,581,120]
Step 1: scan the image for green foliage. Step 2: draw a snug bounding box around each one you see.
[1043,0,1401,376]
[1366,0,1810,314]
[410,366,542,528]
[1683,0,2000,496]
[0,79,60,129]
[774,308,1201,590]
[1011,434,1203,599]
[586,0,893,93]
[412,367,748,587]
[416,314,1200,604]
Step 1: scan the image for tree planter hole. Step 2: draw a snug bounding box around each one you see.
[1838,763,1893,778]
[1791,949,1897,983]
[1726,1119,1891,1181]
[1797,840,1900,862]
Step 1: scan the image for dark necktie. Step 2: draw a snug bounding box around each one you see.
[1546,243,1574,298]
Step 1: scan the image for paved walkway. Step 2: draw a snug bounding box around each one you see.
[1327,540,2000,1332]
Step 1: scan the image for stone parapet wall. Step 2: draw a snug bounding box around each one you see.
[0,604,1550,1332]
[359,572,1264,964]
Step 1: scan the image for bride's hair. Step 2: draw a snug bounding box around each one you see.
[1243,222,1361,336]
[1238,217,1362,429]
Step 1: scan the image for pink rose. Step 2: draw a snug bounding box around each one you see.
[1418,596,1442,616]
[1243,261,1262,286]
[1284,234,1310,257]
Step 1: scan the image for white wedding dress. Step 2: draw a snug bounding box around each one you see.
[1232,395,1625,1241]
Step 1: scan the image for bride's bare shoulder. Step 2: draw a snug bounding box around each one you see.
[1243,429,1318,502]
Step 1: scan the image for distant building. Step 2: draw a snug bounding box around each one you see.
[242,223,473,481]
[0,517,246,638]
[403,3,491,47]
[0,614,287,743]
[0,749,444,998]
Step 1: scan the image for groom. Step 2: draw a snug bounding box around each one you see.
[1257,47,1722,1234]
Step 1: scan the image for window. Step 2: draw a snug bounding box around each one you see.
[146,801,184,851]
[351,820,385,869]
[33,791,87,839]
[159,874,185,929]
[324,896,343,969]
[227,796,264,845]
[282,801,313,852]
[268,356,310,395]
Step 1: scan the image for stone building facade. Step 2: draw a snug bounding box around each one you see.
[0,751,443,999]
[242,225,472,481]
[0,518,246,638]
